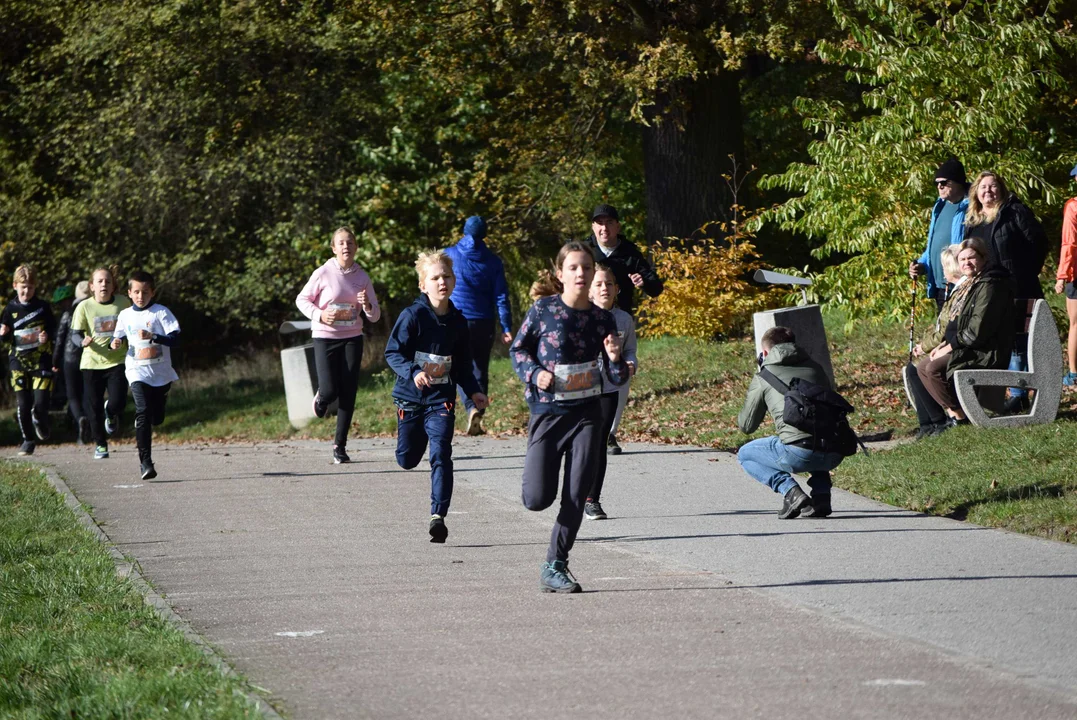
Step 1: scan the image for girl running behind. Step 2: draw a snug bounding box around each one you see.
[584,263,638,520]
[111,271,180,480]
[511,241,628,593]
[385,250,488,543]
[296,227,381,463]
[70,266,130,460]
[0,265,57,455]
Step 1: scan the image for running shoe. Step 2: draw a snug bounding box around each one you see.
[332,446,350,464]
[104,414,118,436]
[540,560,582,593]
[584,500,607,520]
[94,445,109,460]
[77,416,90,445]
[466,408,484,436]
[1064,372,1077,387]
[18,440,35,456]
[31,409,50,441]
[140,460,157,481]
[606,434,622,455]
[312,391,327,419]
[429,514,448,543]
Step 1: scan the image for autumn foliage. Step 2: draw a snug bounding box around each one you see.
[636,231,780,340]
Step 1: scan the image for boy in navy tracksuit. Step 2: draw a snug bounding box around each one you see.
[385,250,489,543]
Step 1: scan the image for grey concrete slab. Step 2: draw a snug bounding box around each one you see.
[37,438,1077,719]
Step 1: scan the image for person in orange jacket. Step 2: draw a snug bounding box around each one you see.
[1055,164,1077,386]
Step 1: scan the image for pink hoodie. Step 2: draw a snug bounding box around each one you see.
[296,259,381,339]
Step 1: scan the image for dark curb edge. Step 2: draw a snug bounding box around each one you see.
[35,463,287,720]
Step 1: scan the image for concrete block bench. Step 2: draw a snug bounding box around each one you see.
[953,299,1062,427]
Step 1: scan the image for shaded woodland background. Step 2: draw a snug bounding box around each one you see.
[2,0,1075,362]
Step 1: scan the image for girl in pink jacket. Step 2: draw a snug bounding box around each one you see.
[296,227,381,463]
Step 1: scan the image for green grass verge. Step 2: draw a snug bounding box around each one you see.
[835,422,1077,543]
[0,461,265,718]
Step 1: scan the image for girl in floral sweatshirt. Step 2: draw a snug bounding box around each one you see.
[511,241,628,593]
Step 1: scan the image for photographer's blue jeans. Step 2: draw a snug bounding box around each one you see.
[737,436,844,497]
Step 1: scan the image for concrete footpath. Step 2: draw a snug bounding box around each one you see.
[38,438,1077,719]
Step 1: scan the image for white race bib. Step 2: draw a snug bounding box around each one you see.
[415,351,452,385]
[130,337,163,366]
[93,314,118,336]
[330,302,357,327]
[13,327,42,351]
[553,360,601,401]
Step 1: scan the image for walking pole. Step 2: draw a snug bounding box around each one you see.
[907,276,918,364]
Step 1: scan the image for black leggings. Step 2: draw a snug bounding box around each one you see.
[587,392,620,503]
[313,335,364,448]
[64,360,85,422]
[83,365,128,446]
[521,402,604,563]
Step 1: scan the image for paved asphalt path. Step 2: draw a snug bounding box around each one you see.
[38,437,1077,719]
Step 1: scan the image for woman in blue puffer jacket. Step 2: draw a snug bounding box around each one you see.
[444,216,513,436]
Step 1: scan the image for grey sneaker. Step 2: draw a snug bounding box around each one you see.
[104,414,118,436]
[429,514,448,543]
[584,500,607,520]
[540,560,582,593]
[18,440,35,456]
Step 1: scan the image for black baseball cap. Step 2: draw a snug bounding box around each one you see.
[591,204,619,221]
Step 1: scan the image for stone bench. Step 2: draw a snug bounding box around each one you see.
[953,299,1062,427]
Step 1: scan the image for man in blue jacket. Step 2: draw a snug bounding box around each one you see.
[444,216,513,436]
[909,158,969,311]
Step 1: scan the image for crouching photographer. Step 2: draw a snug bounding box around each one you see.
[736,326,859,519]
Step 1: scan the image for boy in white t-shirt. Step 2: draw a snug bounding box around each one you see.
[110,271,180,480]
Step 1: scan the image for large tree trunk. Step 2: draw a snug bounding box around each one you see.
[641,71,744,244]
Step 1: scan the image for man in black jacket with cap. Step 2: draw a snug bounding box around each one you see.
[586,204,664,316]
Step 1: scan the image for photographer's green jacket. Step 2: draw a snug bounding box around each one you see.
[737,343,832,445]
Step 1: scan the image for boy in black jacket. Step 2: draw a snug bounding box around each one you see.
[0,265,57,455]
[385,250,489,543]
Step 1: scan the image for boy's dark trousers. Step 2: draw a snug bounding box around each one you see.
[521,401,603,563]
[83,365,128,446]
[131,381,171,463]
[395,400,456,516]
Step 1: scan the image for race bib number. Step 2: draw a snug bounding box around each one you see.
[415,351,452,385]
[93,314,117,336]
[13,327,42,351]
[130,337,163,366]
[330,302,357,327]
[553,361,601,401]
